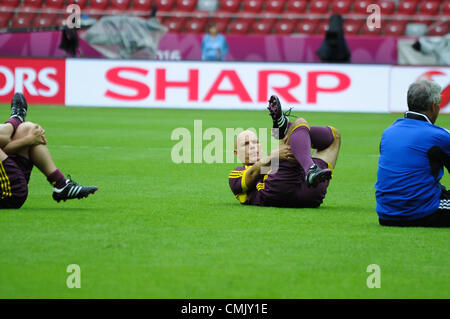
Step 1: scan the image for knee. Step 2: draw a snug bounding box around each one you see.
[293,118,309,127]
[330,126,341,140]
[14,122,40,139]
[17,121,39,132]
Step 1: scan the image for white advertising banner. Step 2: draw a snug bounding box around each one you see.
[66,59,391,112]
[389,66,450,113]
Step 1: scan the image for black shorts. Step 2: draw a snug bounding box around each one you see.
[379,188,450,227]
[0,155,33,209]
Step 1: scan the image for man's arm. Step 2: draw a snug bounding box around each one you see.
[2,124,46,155]
[0,135,11,149]
[244,143,295,190]
[243,154,272,191]
[3,135,34,155]
[428,146,450,178]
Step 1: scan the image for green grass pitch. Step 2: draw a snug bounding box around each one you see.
[0,105,449,299]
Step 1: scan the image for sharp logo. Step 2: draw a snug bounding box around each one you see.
[417,71,450,109]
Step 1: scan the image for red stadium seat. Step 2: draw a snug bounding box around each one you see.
[418,1,440,15]
[185,19,206,33]
[11,16,32,28]
[361,23,382,35]
[33,16,56,27]
[0,15,9,28]
[1,0,20,7]
[0,6,14,20]
[309,0,329,14]
[129,10,151,19]
[45,0,65,8]
[132,0,152,10]
[154,0,175,11]
[443,1,450,15]
[286,0,307,13]
[16,6,38,20]
[110,0,131,10]
[266,0,285,13]
[242,0,263,13]
[220,0,242,12]
[212,10,232,24]
[23,0,43,8]
[83,10,104,19]
[163,10,187,23]
[353,0,372,14]
[67,0,88,9]
[332,0,351,15]
[163,18,184,32]
[378,0,395,15]
[317,22,329,34]
[384,21,406,35]
[251,19,274,34]
[39,10,59,21]
[90,0,109,10]
[42,9,63,24]
[411,15,433,25]
[236,12,255,24]
[228,20,251,34]
[428,23,449,36]
[273,19,296,34]
[397,0,418,15]
[281,13,301,22]
[343,21,361,35]
[57,16,69,26]
[176,0,197,11]
[214,20,228,33]
[295,20,318,34]
[191,10,210,25]
[85,1,110,19]
[303,13,327,25]
[258,12,277,25]
[345,13,366,24]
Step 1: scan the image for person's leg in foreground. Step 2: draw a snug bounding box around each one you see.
[0,93,98,209]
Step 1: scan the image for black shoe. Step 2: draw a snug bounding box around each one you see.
[267,95,283,122]
[268,95,292,139]
[11,92,28,122]
[306,164,332,188]
[52,175,98,203]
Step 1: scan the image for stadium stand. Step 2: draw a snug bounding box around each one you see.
[0,0,449,36]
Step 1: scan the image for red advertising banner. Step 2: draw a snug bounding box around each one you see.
[0,57,66,105]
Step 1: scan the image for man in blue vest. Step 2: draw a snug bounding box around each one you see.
[375,79,450,227]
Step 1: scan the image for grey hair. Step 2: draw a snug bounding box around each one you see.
[407,79,442,112]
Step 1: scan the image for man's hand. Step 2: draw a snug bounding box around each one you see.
[28,124,47,145]
[2,124,47,155]
[271,143,296,163]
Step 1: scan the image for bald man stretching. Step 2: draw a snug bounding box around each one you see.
[228,95,341,208]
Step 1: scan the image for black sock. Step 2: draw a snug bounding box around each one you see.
[272,114,289,140]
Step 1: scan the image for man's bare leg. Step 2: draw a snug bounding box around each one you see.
[11,122,62,183]
[0,124,14,149]
[9,122,98,202]
[12,122,56,176]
